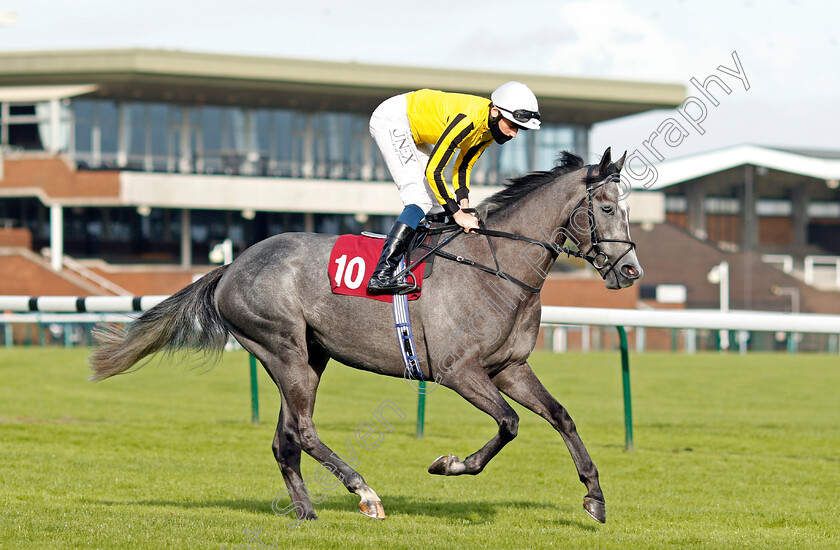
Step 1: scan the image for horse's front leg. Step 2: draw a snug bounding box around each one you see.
[492,362,606,523]
[428,364,519,476]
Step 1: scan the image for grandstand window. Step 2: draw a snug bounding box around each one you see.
[97,101,119,167]
[148,103,170,172]
[126,103,146,169]
[756,200,792,217]
[73,100,93,163]
[705,197,740,214]
[535,125,575,169]
[666,196,688,213]
[498,132,529,178]
[72,99,120,167]
[809,202,840,218]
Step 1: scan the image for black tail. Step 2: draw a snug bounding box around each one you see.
[89,265,230,382]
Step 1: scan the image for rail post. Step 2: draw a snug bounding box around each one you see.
[249,354,260,424]
[616,326,634,451]
[416,381,426,439]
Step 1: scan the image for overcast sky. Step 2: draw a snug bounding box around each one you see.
[2,0,838,162]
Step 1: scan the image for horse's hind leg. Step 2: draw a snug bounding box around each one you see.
[265,343,386,520]
[492,362,606,523]
[272,410,317,520]
[271,345,327,521]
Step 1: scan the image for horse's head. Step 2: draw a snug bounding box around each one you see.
[566,148,643,290]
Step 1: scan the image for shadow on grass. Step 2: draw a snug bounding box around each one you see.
[101,494,597,529]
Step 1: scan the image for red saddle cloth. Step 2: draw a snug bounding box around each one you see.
[328,234,425,303]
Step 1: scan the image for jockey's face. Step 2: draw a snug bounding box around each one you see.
[489,106,519,140]
[498,116,519,139]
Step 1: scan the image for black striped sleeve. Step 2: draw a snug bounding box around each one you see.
[425,114,473,215]
[453,139,492,200]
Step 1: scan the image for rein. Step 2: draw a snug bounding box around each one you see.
[393,174,637,294]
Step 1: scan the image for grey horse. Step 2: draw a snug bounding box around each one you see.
[89,148,643,524]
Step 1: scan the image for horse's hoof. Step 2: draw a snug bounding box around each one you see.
[428,454,459,475]
[583,497,606,523]
[359,500,386,519]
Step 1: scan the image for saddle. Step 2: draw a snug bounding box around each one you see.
[362,215,447,281]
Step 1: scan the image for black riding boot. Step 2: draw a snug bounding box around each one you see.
[367,221,417,295]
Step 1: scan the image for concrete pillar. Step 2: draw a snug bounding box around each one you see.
[92,103,101,167]
[574,125,589,161]
[302,114,314,178]
[50,204,63,271]
[143,105,153,172]
[581,326,591,352]
[791,184,809,248]
[361,133,373,181]
[635,327,646,353]
[0,102,9,146]
[179,107,191,173]
[49,97,61,154]
[180,209,192,269]
[166,108,176,173]
[117,102,129,167]
[742,165,758,250]
[686,181,707,239]
[552,327,567,353]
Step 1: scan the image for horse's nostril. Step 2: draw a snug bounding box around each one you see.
[621,264,640,279]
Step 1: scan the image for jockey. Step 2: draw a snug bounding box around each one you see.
[367,81,541,294]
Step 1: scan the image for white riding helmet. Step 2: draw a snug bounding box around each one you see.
[491,81,541,130]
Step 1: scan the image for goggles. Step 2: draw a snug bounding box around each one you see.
[498,107,540,124]
[510,109,540,123]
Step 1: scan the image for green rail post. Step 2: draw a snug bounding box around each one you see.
[416,381,426,439]
[616,326,634,452]
[249,354,260,424]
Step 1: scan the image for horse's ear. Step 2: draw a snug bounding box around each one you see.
[614,150,627,172]
[596,147,612,177]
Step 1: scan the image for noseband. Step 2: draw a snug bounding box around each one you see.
[568,173,637,282]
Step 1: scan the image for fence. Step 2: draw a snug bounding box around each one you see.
[3,296,840,450]
[540,306,840,450]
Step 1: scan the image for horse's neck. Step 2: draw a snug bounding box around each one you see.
[484,175,581,290]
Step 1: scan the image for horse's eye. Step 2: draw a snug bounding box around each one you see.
[601,205,614,215]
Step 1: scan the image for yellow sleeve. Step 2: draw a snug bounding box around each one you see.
[452,139,492,204]
[425,114,475,215]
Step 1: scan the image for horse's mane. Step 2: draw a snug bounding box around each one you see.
[479,151,585,218]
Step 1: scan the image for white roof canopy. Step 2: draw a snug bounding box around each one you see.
[0,84,98,103]
[631,145,840,191]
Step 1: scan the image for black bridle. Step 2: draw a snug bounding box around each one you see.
[393,173,637,294]
[567,173,637,284]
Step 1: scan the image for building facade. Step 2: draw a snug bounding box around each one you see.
[0,49,684,268]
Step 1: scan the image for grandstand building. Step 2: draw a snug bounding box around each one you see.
[2,49,839,350]
[0,49,679,272]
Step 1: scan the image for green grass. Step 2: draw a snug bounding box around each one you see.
[1,348,838,549]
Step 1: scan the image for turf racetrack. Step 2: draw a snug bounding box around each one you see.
[1,348,838,549]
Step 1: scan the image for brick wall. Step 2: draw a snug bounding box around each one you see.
[0,155,120,199]
[88,268,212,295]
[0,252,93,296]
[0,228,32,248]
[541,275,639,308]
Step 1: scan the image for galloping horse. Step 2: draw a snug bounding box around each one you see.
[89,148,643,524]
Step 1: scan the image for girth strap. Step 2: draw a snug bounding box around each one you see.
[393,257,424,381]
